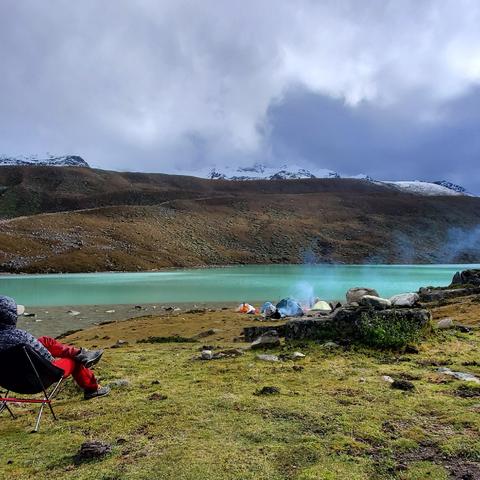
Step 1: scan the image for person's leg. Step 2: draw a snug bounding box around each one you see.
[53,358,99,391]
[38,336,80,359]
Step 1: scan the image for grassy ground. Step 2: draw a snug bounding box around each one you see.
[1,301,479,479]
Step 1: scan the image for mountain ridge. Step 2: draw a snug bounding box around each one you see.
[0,154,89,168]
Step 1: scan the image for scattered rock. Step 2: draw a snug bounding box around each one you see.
[405,345,419,354]
[151,380,161,385]
[134,305,143,310]
[108,379,130,389]
[105,309,115,314]
[322,341,340,349]
[292,365,304,372]
[67,310,81,316]
[438,368,480,384]
[455,323,472,333]
[454,384,480,398]
[254,386,280,396]
[193,328,222,339]
[186,308,207,314]
[74,441,112,463]
[346,287,380,304]
[436,318,455,329]
[250,330,281,350]
[291,351,306,359]
[360,295,392,310]
[148,393,168,401]
[382,375,395,383]
[214,348,244,358]
[201,350,214,360]
[256,354,279,362]
[23,312,36,317]
[111,339,128,348]
[390,292,420,307]
[391,379,415,391]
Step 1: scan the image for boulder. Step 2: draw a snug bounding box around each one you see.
[346,287,380,304]
[437,318,454,329]
[390,293,420,307]
[360,295,392,310]
[249,330,281,349]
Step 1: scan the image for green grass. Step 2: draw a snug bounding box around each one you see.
[1,328,479,479]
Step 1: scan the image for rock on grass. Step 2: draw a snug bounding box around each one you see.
[391,379,415,391]
[74,441,112,463]
[254,386,280,396]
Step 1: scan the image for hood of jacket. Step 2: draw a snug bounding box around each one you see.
[0,296,18,330]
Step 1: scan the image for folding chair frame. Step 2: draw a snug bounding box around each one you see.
[0,347,65,432]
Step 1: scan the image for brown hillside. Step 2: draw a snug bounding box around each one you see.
[1,176,480,272]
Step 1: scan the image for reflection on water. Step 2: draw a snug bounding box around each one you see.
[0,264,477,307]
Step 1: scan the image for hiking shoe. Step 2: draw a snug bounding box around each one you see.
[76,348,104,368]
[84,386,110,400]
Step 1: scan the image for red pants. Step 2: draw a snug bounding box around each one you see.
[38,336,98,392]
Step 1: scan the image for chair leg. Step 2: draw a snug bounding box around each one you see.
[33,402,46,433]
[0,391,16,419]
[31,378,64,432]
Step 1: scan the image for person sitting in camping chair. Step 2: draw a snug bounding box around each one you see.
[0,296,110,400]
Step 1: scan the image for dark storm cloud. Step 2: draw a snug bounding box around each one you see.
[1,0,480,190]
[267,86,480,192]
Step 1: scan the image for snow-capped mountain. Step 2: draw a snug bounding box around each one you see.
[0,154,89,168]
[188,163,344,181]
[181,163,473,197]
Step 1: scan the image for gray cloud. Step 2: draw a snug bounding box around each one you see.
[1,1,480,190]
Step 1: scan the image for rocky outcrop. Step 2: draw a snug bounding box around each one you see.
[451,269,480,287]
[284,307,431,344]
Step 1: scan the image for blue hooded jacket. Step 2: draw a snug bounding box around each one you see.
[0,296,53,362]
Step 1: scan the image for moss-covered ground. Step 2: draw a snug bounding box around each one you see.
[0,301,479,480]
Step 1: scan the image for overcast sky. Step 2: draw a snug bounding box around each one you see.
[1,1,480,191]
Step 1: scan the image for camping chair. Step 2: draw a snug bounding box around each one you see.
[0,345,65,432]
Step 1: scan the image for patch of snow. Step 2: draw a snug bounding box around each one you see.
[382,181,466,196]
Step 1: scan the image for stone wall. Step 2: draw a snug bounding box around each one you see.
[243,306,432,348]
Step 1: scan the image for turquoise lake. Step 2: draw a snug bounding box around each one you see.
[0,264,477,307]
